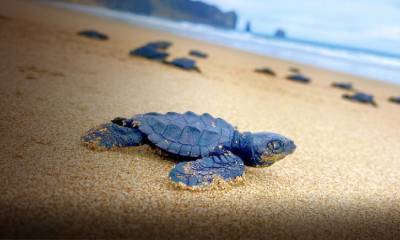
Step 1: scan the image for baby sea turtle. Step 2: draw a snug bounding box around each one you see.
[332,82,353,90]
[165,58,201,72]
[82,112,296,189]
[286,74,311,83]
[343,92,377,107]
[189,50,208,58]
[78,30,109,41]
[289,67,300,73]
[388,96,400,104]
[145,41,172,50]
[255,67,276,76]
[130,45,169,61]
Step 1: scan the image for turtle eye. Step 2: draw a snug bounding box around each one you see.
[268,140,283,153]
[273,141,281,149]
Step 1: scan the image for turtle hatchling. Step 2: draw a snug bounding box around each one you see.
[332,82,353,90]
[388,96,400,104]
[82,112,296,189]
[189,50,208,58]
[286,74,311,84]
[166,58,201,72]
[130,45,169,61]
[78,30,109,41]
[343,92,377,107]
[255,67,276,76]
[145,40,172,50]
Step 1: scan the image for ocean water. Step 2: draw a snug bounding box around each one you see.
[47,1,400,85]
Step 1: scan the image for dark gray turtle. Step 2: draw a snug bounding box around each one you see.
[165,58,201,72]
[343,92,377,107]
[332,82,353,90]
[255,67,276,76]
[78,30,109,41]
[82,112,296,189]
[145,41,172,50]
[286,74,311,84]
[130,45,169,61]
[388,96,400,104]
[289,67,300,73]
[189,50,208,58]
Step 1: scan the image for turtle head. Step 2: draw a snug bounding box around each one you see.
[238,132,296,167]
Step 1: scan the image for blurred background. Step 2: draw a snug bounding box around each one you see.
[56,0,400,84]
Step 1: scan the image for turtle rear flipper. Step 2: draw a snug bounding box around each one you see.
[81,121,145,150]
[193,66,202,73]
[342,94,352,100]
[371,100,378,107]
[169,152,244,189]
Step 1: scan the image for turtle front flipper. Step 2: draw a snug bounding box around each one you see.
[169,152,245,190]
[82,119,145,150]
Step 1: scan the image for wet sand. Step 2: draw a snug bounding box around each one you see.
[0,0,399,239]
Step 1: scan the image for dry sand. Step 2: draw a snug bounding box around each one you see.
[0,0,399,239]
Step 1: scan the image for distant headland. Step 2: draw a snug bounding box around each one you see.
[64,0,238,30]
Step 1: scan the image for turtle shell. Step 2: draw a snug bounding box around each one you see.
[136,111,235,158]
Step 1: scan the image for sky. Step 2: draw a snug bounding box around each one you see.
[201,0,400,55]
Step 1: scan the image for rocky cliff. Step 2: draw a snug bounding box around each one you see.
[96,0,237,29]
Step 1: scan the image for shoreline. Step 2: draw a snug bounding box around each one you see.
[48,0,400,85]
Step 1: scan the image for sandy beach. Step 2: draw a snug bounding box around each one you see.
[0,0,399,238]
